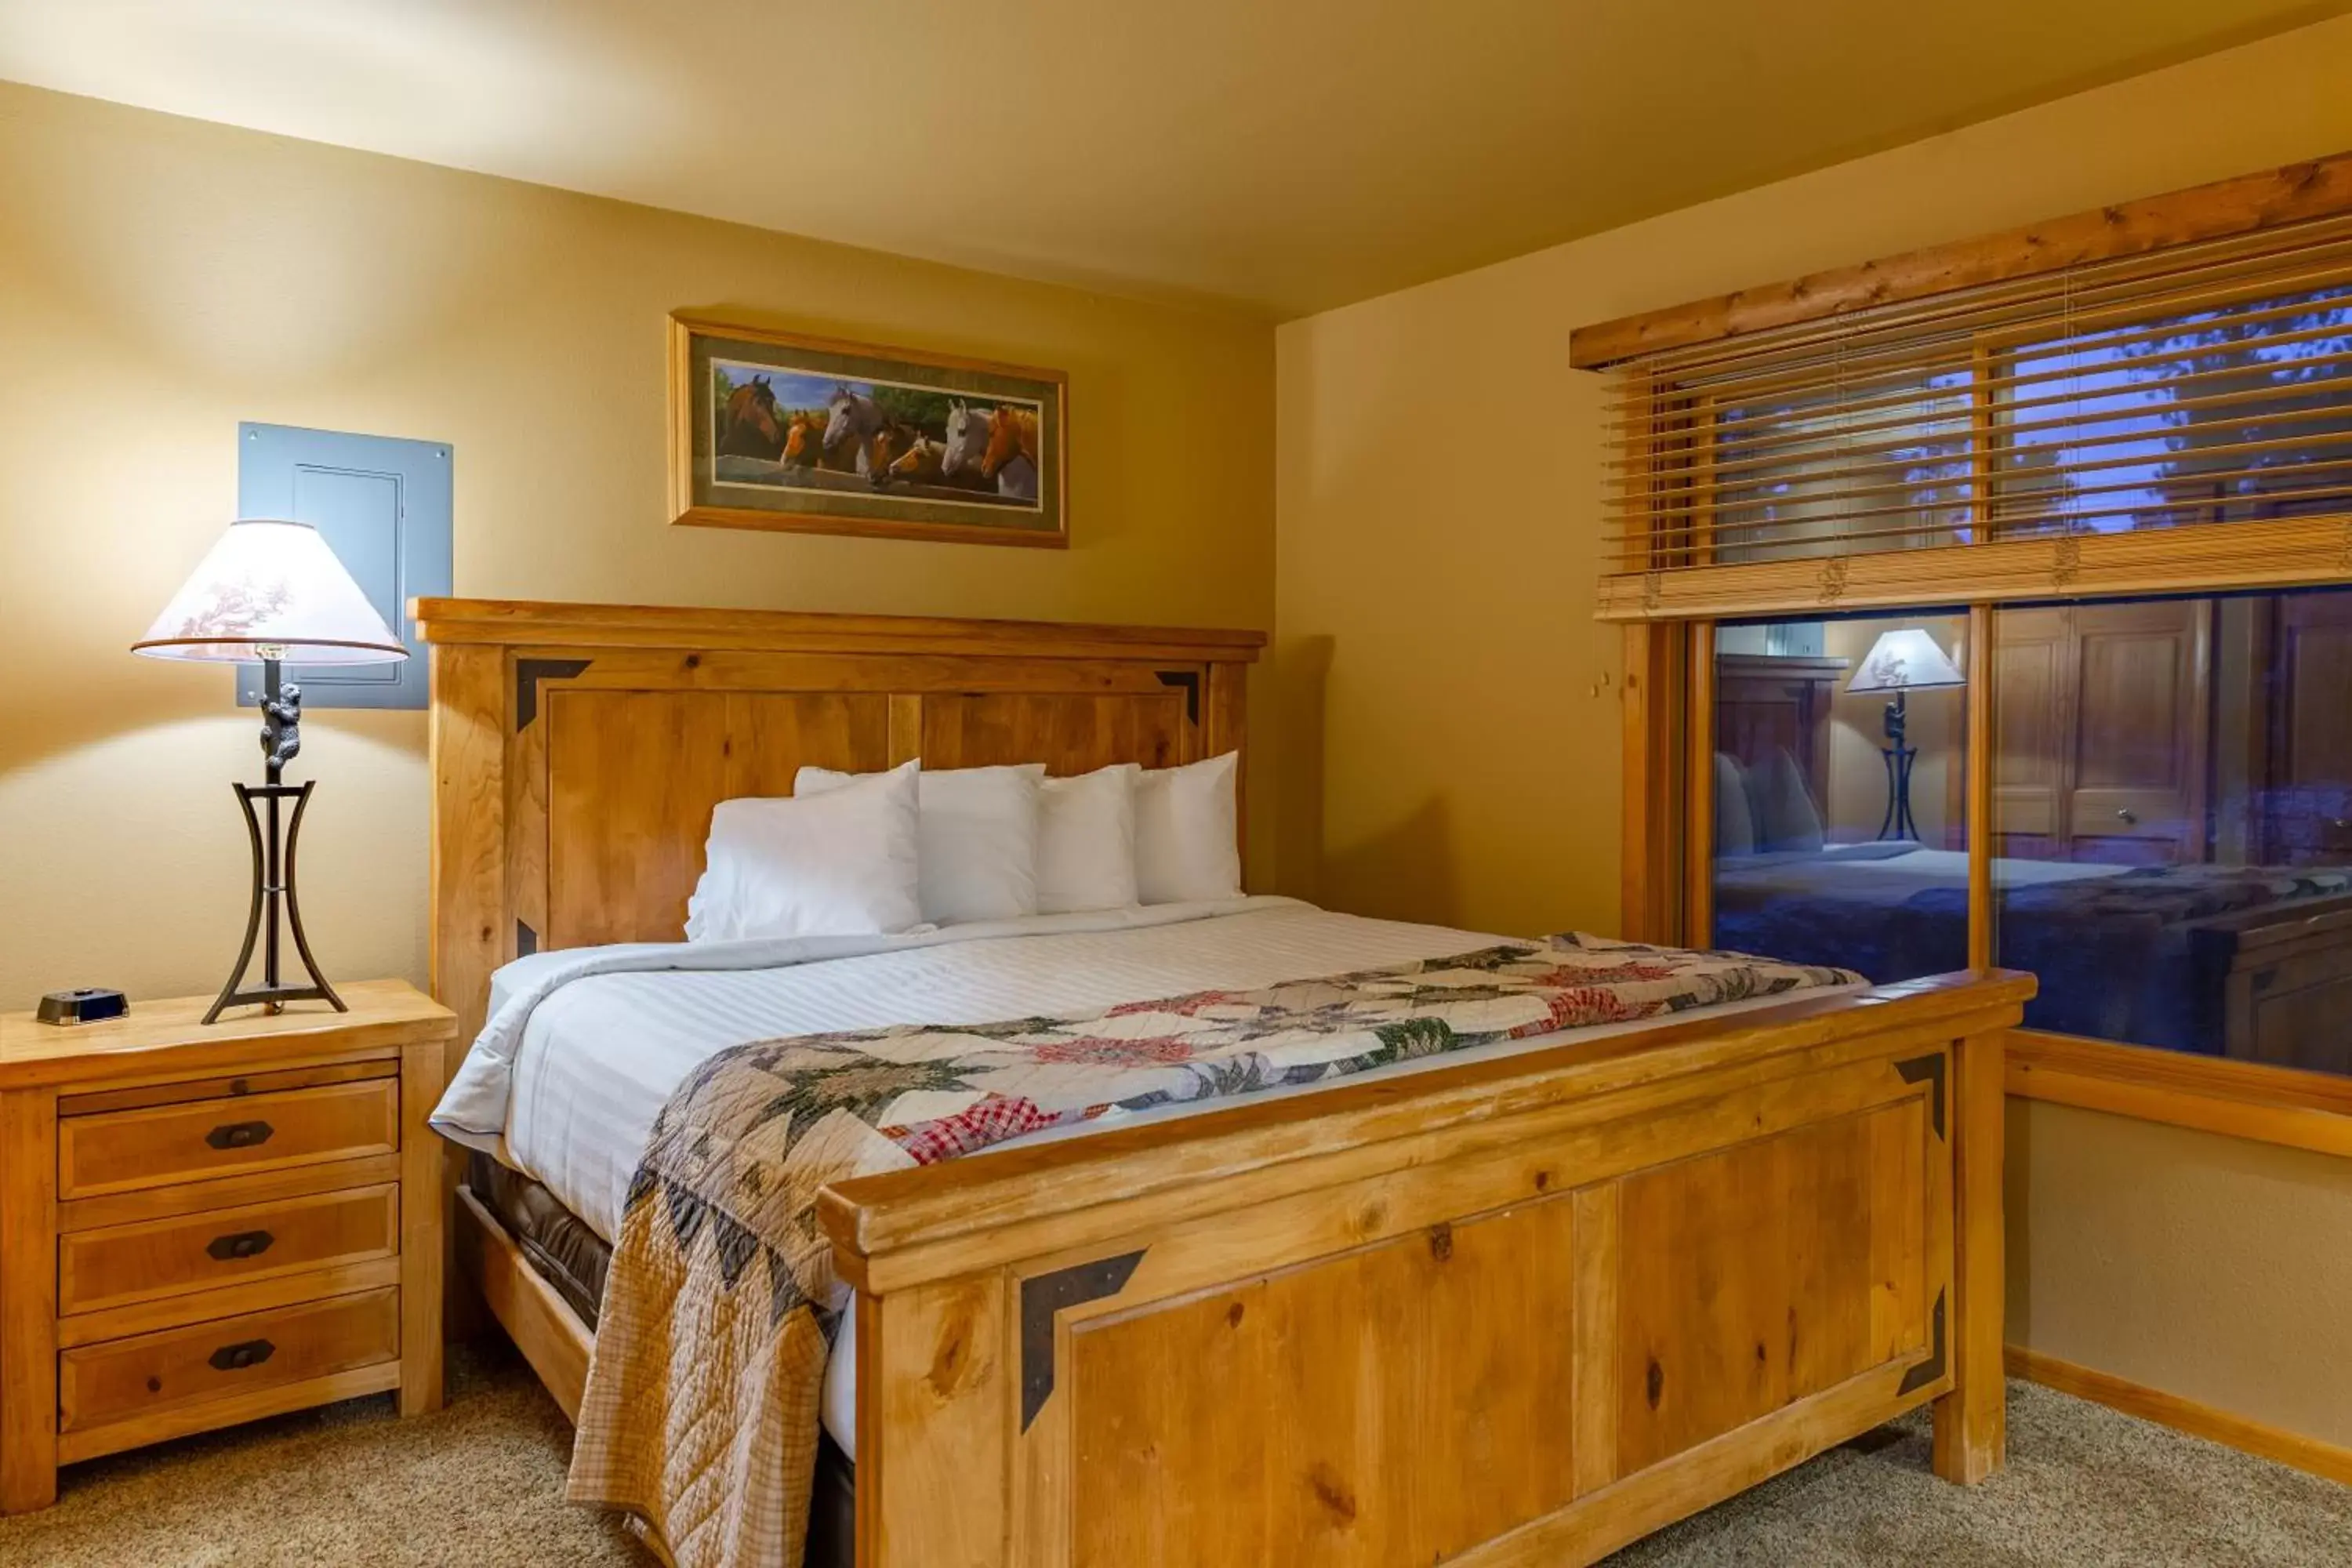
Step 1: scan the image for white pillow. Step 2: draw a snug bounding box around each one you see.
[684,760,922,942]
[1134,752,1242,904]
[1036,764,1140,914]
[798,761,1044,926]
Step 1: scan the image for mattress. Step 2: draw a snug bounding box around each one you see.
[463,898,1866,1459]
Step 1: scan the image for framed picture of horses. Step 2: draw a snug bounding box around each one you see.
[668,313,1067,547]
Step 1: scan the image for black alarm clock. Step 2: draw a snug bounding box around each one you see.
[36,988,129,1025]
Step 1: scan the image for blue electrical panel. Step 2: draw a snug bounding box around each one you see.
[234,422,453,710]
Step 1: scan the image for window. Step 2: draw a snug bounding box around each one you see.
[1710,612,1969,983]
[1599,156,2352,1137]
[1695,590,2352,1078]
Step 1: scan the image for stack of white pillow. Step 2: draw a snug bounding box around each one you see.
[684,753,1243,942]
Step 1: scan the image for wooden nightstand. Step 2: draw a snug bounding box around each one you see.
[0,981,456,1512]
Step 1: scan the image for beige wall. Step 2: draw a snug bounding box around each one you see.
[2010,1099,2352,1449]
[1277,15,2352,1448]
[0,82,1276,1011]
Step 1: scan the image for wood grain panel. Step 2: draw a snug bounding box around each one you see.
[1616,1104,1924,1472]
[0,1087,58,1512]
[921,691,1192,775]
[1070,1284,1269,1568]
[58,1287,399,1435]
[59,1182,398,1316]
[1932,1032,2005,1483]
[57,1364,404,1468]
[454,1186,588,1421]
[728,691,891,797]
[427,641,506,1051]
[60,1153,402,1234]
[57,1259,403,1349]
[868,1275,1009,1568]
[56,1060,394,1120]
[544,689,888,946]
[1262,1204,1580,1566]
[397,1038,445,1416]
[1065,1199,1580,1568]
[58,1079,400,1200]
[545,690,728,950]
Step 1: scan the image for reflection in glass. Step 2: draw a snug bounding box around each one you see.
[1993,588,2352,1075]
[1711,613,1970,984]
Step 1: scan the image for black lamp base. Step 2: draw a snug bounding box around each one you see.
[1874,688,1922,842]
[204,660,347,1025]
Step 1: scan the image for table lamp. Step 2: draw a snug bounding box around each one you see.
[132,519,408,1022]
[1846,627,1965,842]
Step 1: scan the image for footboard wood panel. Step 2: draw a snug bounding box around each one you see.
[822,971,2032,1568]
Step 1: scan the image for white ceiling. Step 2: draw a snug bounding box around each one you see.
[0,0,2344,318]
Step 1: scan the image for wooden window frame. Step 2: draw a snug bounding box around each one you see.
[1601,151,2352,1156]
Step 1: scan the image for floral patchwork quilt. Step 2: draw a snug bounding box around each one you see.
[565,933,1861,1567]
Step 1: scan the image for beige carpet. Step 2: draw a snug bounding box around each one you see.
[5,1344,2347,1566]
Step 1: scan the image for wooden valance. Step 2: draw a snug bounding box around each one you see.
[1571,151,2352,370]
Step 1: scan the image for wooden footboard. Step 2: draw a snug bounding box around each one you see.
[818,970,2030,1568]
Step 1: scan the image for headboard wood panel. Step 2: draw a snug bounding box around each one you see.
[418,599,1264,1044]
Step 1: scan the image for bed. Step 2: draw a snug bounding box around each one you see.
[417,597,2031,1568]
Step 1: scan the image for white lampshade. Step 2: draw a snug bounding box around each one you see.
[1846,628,1965,695]
[132,519,407,665]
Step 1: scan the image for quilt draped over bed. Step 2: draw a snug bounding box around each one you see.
[566,934,1861,1567]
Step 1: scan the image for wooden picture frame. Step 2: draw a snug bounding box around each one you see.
[667,313,1069,549]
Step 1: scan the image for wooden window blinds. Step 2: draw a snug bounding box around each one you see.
[1577,154,2352,621]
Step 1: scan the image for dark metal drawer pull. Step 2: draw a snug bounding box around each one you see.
[206,1229,276,1261]
[208,1338,276,1372]
[205,1120,274,1150]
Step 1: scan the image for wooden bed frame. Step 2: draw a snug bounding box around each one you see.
[419,597,2031,1568]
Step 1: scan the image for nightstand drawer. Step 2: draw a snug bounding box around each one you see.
[57,1079,401,1199]
[59,1183,401,1316]
[59,1287,401,1436]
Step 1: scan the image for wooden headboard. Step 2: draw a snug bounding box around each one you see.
[417,598,1264,1042]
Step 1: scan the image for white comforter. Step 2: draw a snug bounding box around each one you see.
[433,897,1860,1457]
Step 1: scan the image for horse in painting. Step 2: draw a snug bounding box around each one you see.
[823,385,890,474]
[717,376,785,460]
[991,452,1039,500]
[782,409,818,466]
[867,423,924,488]
[942,399,993,479]
[981,405,1040,481]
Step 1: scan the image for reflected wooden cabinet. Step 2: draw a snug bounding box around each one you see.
[1715,654,1847,812]
[2259,592,2352,862]
[1992,601,2212,864]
